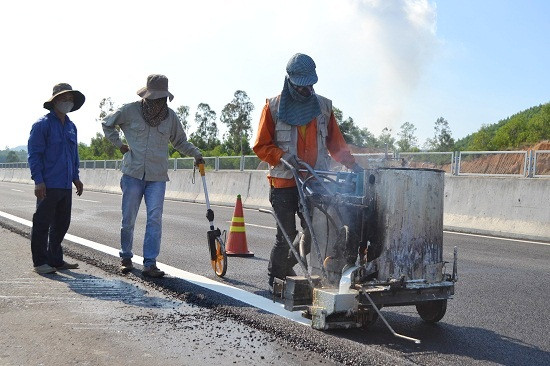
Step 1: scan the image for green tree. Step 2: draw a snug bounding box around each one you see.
[89,132,122,159]
[396,122,418,152]
[376,127,395,150]
[492,116,526,149]
[98,97,115,120]
[6,150,19,163]
[175,105,190,132]
[427,117,455,151]
[189,103,219,151]
[220,90,255,155]
[334,107,377,147]
[79,98,123,160]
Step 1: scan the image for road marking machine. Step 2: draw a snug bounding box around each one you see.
[260,158,458,343]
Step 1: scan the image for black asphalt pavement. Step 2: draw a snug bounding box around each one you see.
[0,180,549,365]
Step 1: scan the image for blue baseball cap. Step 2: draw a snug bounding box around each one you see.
[286,53,318,86]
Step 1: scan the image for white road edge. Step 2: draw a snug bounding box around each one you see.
[0,210,310,326]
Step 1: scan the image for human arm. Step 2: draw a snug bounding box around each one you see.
[102,108,125,150]
[169,113,203,162]
[28,121,46,186]
[72,125,82,193]
[252,102,285,167]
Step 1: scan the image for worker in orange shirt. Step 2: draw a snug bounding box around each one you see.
[253,53,363,292]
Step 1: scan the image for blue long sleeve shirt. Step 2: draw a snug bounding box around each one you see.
[28,111,80,189]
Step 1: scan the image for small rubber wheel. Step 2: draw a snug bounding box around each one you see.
[211,238,227,277]
[362,310,379,329]
[416,299,447,323]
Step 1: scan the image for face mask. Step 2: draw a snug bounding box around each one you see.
[55,101,74,114]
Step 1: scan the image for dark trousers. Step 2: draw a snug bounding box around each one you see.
[31,188,72,267]
[268,186,309,284]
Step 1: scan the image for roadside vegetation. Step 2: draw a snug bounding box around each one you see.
[1,96,548,163]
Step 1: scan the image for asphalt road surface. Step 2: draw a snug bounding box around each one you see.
[1,181,549,365]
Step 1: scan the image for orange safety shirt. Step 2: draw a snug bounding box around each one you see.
[253,101,356,188]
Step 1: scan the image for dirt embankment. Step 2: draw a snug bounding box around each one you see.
[457,141,550,175]
[349,141,550,175]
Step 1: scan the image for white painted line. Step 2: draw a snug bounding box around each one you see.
[11,189,24,192]
[0,210,310,326]
[226,221,276,230]
[444,230,550,246]
[75,198,100,203]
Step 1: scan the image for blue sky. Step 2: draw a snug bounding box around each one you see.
[1,0,548,151]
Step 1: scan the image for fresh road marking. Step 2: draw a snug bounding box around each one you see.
[226,221,276,230]
[11,189,24,192]
[0,210,310,326]
[444,230,550,246]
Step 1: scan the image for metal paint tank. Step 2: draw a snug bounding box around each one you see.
[367,168,445,282]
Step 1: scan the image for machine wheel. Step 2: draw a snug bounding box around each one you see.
[211,238,227,277]
[362,311,379,329]
[416,299,447,323]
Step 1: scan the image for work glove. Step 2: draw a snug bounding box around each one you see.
[351,163,364,173]
[281,153,301,170]
[194,154,205,166]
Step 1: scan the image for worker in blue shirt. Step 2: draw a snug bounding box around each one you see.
[28,83,85,274]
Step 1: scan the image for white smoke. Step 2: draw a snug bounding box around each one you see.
[339,0,440,133]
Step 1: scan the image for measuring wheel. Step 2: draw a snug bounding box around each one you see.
[416,299,447,323]
[210,237,227,277]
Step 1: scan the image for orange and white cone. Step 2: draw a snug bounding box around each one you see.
[226,194,254,257]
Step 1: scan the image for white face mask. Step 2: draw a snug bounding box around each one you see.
[55,101,74,114]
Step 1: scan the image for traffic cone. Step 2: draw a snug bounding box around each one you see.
[226,194,254,257]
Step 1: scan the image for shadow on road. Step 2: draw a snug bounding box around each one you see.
[329,311,549,366]
[48,270,179,309]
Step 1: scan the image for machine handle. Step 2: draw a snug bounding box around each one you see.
[198,163,206,177]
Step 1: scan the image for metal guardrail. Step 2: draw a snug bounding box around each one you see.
[397,152,454,174]
[532,150,550,177]
[457,151,528,177]
[1,151,549,178]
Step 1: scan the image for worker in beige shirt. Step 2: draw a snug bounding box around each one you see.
[102,74,204,278]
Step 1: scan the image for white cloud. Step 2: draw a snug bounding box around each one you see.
[1,0,440,149]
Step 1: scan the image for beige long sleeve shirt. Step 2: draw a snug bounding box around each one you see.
[102,101,201,181]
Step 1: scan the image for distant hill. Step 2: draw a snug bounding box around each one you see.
[455,102,550,151]
[10,145,27,152]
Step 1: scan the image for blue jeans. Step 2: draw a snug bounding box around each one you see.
[120,174,166,268]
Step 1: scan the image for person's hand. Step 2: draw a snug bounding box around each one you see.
[34,183,46,200]
[119,144,129,154]
[73,179,84,196]
[351,163,364,173]
[194,154,205,166]
[281,153,300,170]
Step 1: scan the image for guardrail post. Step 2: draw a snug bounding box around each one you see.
[174,158,177,171]
[215,157,219,171]
[454,152,461,176]
[240,155,244,171]
[527,150,534,178]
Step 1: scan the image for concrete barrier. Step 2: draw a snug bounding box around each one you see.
[1,168,548,242]
[443,176,550,242]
